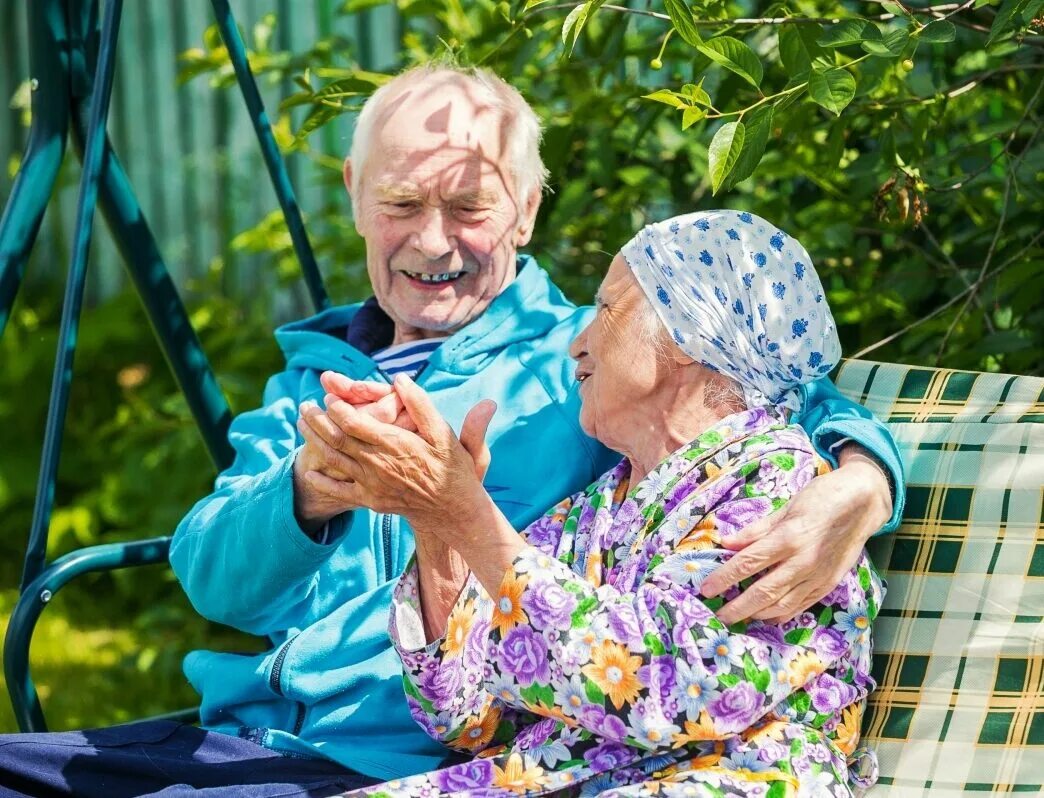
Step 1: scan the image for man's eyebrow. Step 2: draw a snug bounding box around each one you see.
[447,188,500,205]
[374,182,422,201]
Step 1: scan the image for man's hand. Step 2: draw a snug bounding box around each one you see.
[292,400,366,533]
[701,444,893,625]
[292,371,419,533]
[320,371,417,431]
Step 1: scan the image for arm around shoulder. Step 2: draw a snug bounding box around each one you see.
[797,375,906,534]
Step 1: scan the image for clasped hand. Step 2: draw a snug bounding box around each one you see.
[292,370,496,542]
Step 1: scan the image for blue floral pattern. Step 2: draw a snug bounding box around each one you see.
[621,210,840,411]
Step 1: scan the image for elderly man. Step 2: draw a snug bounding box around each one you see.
[0,65,902,797]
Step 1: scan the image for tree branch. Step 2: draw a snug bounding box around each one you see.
[851,227,1043,359]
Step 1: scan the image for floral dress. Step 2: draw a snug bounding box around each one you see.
[346,407,884,798]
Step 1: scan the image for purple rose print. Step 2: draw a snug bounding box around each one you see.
[808,674,857,714]
[578,705,628,741]
[745,623,787,647]
[521,580,577,629]
[811,627,848,660]
[418,659,462,705]
[715,497,774,536]
[638,655,677,700]
[821,578,852,608]
[516,717,558,749]
[463,617,491,670]
[525,515,560,551]
[433,759,494,792]
[606,604,644,647]
[708,682,763,734]
[407,696,436,737]
[584,741,635,772]
[499,625,550,686]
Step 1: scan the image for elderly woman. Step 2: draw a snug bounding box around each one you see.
[312,210,883,797]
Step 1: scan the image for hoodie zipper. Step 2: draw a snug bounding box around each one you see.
[268,636,295,695]
[269,635,307,736]
[381,513,393,582]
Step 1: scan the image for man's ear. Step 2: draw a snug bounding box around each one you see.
[515,186,542,247]
[343,157,354,201]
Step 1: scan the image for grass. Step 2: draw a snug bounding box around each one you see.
[0,585,256,733]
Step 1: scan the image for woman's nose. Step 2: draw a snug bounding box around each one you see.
[569,325,589,361]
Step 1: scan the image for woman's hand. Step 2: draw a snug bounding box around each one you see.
[300,374,497,538]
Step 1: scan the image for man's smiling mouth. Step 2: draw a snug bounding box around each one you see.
[401,270,465,284]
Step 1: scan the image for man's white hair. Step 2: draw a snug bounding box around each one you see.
[349,63,549,203]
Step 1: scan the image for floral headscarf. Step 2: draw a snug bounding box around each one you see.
[621,209,841,411]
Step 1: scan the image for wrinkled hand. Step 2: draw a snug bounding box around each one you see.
[701,450,892,625]
[319,371,418,432]
[301,373,497,541]
[292,372,418,531]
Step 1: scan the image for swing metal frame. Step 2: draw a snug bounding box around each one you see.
[0,0,329,732]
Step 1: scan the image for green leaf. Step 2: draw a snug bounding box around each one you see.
[562,3,591,51]
[778,24,824,78]
[681,81,711,106]
[753,668,770,693]
[818,606,834,628]
[784,627,813,645]
[718,673,740,688]
[881,1,911,15]
[643,89,687,109]
[919,19,957,42]
[808,67,856,115]
[584,679,606,705]
[722,104,774,190]
[682,106,705,130]
[987,0,1040,45]
[664,0,703,47]
[817,19,874,47]
[708,121,746,194]
[342,0,391,10]
[644,632,667,655]
[697,37,763,88]
[862,26,910,55]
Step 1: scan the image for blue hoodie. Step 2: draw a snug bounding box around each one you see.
[169,257,904,780]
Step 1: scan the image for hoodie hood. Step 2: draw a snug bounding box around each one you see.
[274,255,579,378]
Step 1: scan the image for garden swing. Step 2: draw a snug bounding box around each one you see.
[3,4,1043,794]
[0,0,330,732]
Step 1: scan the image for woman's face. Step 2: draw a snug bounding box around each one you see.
[569,255,675,453]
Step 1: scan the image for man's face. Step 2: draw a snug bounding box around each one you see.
[347,79,539,340]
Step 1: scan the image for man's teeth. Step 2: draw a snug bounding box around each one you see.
[404,271,464,284]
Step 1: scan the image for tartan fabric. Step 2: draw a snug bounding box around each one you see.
[835,360,1044,797]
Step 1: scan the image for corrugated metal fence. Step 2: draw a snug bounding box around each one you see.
[0,0,398,312]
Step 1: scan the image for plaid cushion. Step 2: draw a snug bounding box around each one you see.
[835,360,1044,796]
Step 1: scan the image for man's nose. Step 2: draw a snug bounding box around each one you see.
[412,209,454,260]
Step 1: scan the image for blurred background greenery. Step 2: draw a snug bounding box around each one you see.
[1,0,1041,731]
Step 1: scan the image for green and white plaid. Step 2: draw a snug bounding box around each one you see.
[835,360,1044,797]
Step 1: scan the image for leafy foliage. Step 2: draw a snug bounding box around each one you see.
[183,0,1044,374]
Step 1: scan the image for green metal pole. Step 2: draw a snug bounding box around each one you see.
[21,0,124,591]
[0,0,71,339]
[210,0,329,313]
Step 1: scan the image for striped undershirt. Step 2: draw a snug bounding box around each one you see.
[371,337,448,378]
